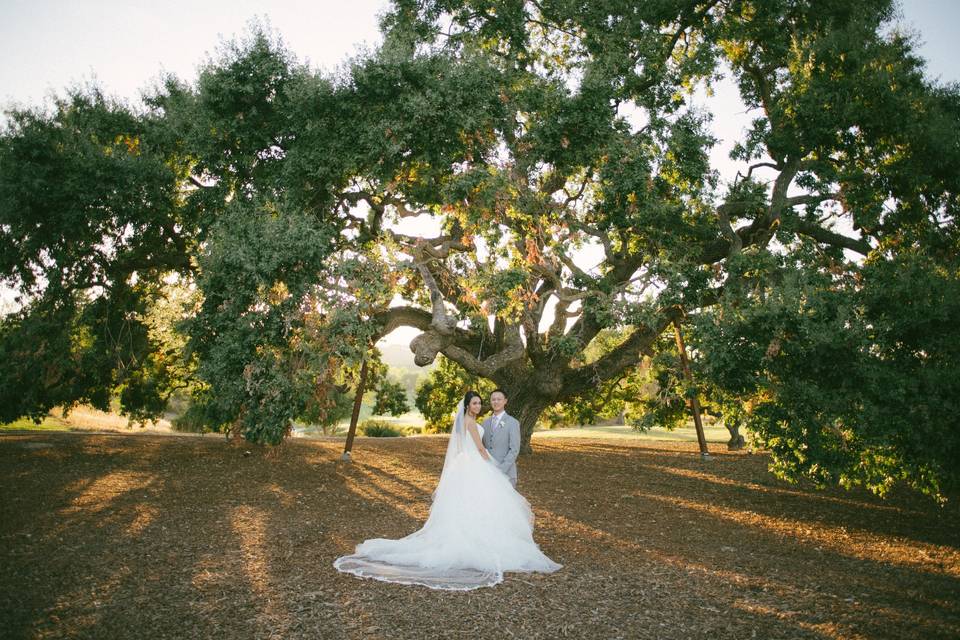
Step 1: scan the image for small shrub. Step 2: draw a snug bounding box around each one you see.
[360,420,404,437]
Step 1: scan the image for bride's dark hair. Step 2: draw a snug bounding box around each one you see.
[462,390,482,414]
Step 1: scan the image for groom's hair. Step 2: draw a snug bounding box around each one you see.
[491,388,507,398]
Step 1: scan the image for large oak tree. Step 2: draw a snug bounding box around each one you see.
[2,1,957,499]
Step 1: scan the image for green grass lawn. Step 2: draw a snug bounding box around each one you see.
[292,416,733,444]
[0,405,173,434]
[5,405,734,444]
[532,423,731,442]
[0,416,70,432]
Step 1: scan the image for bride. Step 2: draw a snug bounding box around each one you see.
[333,390,562,590]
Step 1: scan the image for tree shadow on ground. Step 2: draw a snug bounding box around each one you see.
[527,441,960,639]
[0,433,417,639]
[2,432,958,640]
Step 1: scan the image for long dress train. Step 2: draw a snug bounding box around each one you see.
[333,404,561,590]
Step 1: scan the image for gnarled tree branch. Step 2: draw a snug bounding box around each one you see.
[793,219,872,255]
[562,306,681,397]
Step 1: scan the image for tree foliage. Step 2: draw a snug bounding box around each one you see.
[415,355,495,432]
[372,378,412,417]
[364,0,960,499]
[0,86,193,422]
[694,250,960,499]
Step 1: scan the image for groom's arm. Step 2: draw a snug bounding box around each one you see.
[499,419,521,472]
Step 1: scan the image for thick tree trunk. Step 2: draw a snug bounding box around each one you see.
[502,388,551,454]
[725,421,746,451]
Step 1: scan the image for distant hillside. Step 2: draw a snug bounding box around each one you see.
[377,342,433,371]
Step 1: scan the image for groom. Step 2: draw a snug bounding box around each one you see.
[481,389,521,487]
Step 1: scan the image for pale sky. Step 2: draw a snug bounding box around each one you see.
[1,0,957,340]
[1,0,955,108]
[0,0,390,109]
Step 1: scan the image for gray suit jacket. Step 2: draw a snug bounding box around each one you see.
[481,412,521,486]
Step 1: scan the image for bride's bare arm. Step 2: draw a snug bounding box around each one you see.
[465,420,491,460]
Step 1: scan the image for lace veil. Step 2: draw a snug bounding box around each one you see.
[434,399,471,497]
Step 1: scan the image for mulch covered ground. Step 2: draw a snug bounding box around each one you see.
[1,431,958,640]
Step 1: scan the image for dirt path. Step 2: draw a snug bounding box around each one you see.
[2,432,958,639]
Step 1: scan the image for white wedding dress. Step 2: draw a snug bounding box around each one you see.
[333,401,561,590]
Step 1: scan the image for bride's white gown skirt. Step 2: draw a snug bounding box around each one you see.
[333,441,561,590]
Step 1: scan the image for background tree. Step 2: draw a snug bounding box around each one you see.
[0,27,360,441]
[372,378,412,417]
[415,355,495,432]
[0,85,196,422]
